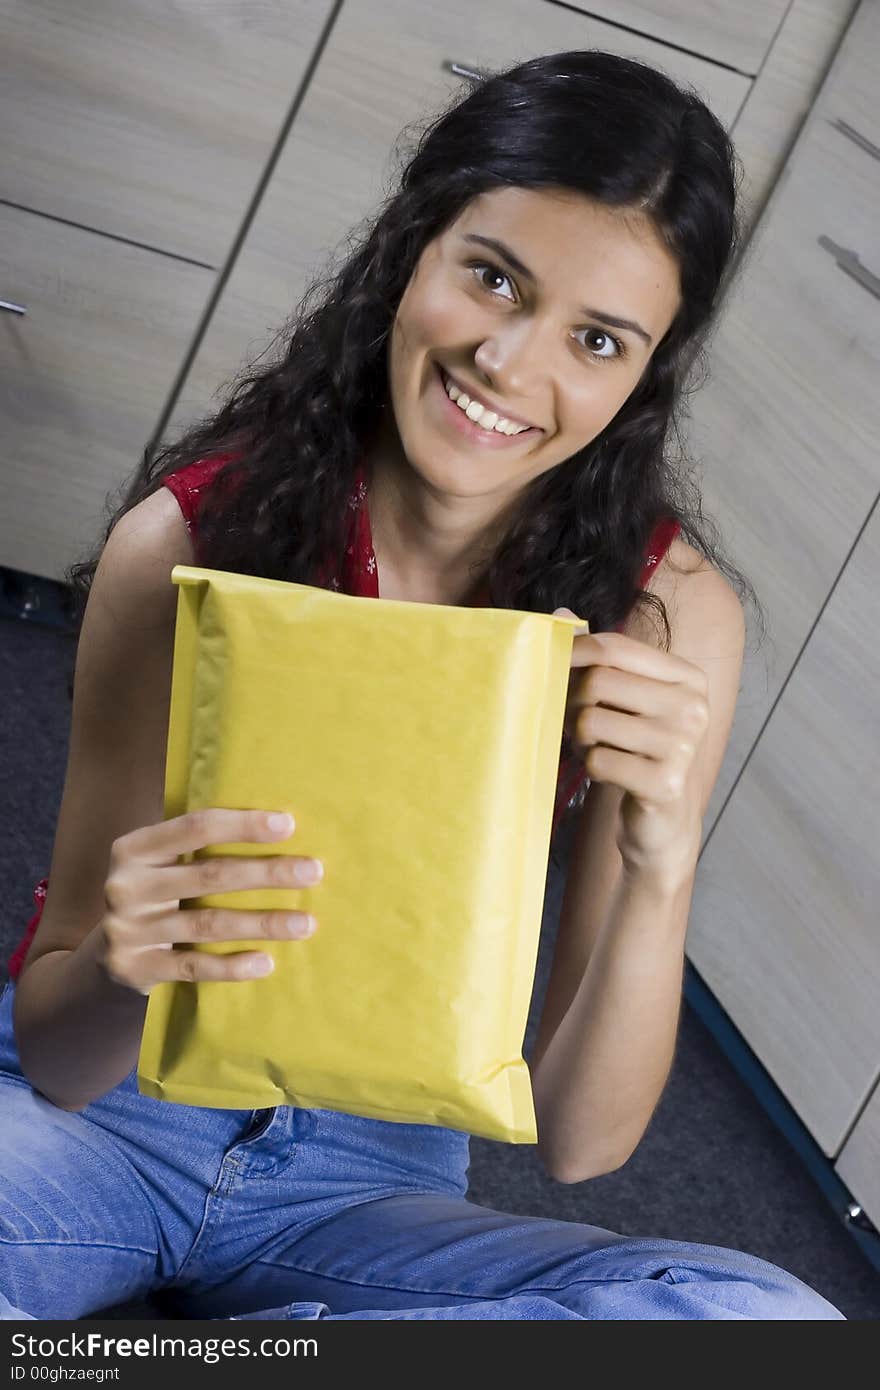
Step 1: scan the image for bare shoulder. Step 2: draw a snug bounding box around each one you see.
[70,482,198,728]
[87,486,195,634]
[659,534,712,578]
[623,534,744,652]
[111,483,196,586]
[648,534,725,602]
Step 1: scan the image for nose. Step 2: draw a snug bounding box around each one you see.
[473,320,550,404]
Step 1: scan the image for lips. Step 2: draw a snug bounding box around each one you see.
[438,366,538,432]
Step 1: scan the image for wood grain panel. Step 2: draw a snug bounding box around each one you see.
[816,0,880,147]
[0,204,213,580]
[685,1,880,832]
[728,0,857,231]
[0,0,333,264]
[687,500,879,1153]
[560,0,788,74]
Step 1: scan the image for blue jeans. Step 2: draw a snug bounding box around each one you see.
[0,981,843,1319]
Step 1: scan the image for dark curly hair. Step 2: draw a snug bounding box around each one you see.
[65,49,763,836]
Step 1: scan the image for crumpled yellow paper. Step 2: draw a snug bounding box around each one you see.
[136,564,586,1142]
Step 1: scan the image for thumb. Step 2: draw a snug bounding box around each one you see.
[553,607,590,634]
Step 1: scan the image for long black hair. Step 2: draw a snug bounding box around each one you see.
[67,47,763,663]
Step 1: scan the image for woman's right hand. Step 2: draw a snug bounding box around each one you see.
[97,808,322,995]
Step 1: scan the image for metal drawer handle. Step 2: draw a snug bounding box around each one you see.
[444,60,487,84]
[828,117,880,163]
[817,235,880,302]
[1,299,27,316]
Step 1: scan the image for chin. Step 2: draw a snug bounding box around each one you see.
[406,446,496,495]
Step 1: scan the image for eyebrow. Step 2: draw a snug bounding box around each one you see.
[461,233,654,346]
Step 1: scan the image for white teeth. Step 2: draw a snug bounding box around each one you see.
[442,373,530,435]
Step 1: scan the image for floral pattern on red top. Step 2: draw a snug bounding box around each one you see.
[8,457,679,979]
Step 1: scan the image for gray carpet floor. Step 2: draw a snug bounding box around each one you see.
[2,613,878,1319]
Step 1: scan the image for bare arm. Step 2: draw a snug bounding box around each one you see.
[531,563,745,1182]
[12,489,188,1106]
[531,843,693,1182]
[13,931,150,1110]
[13,491,323,1113]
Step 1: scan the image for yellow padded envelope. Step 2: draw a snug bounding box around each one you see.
[137,564,586,1142]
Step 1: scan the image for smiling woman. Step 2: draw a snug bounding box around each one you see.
[366,184,682,591]
[1,49,844,1321]
[57,58,765,686]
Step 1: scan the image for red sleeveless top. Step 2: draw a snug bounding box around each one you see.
[8,454,680,980]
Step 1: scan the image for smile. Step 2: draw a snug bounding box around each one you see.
[433,365,541,447]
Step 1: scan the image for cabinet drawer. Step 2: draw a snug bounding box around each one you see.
[687,502,880,1156]
[837,1080,880,1232]
[0,204,213,581]
[0,0,333,265]
[562,0,788,74]
[168,0,749,434]
[811,0,880,151]
[685,51,880,827]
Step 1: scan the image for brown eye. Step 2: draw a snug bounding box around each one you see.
[576,327,626,362]
[471,262,516,301]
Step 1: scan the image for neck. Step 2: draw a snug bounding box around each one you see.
[364,419,511,603]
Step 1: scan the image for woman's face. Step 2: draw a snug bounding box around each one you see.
[382,185,682,503]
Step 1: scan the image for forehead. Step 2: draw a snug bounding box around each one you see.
[444,186,681,335]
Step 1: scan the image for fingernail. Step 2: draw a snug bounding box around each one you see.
[267,813,294,834]
[286,914,315,936]
[248,955,274,976]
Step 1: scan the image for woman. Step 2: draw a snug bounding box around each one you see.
[0,50,843,1319]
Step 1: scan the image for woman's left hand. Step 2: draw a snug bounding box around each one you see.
[555,612,710,878]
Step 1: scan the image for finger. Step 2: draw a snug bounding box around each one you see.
[122,808,297,868]
[150,852,324,903]
[566,667,684,722]
[568,705,672,760]
[553,607,590,635]
[168,906,317,945]
[567,631,706,691]
[132,945,280,994]
[583,744,688,801]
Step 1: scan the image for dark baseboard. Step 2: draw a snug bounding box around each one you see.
[684,960,880,1276]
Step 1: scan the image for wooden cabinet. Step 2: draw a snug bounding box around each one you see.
[683,0,880,1213]
[720,0,858,231]
[687,496,879,1158]
[686,0,880,828]
[165,0,749,438]
[562,0,789,74]
[0,204,214,580]
[0,0,334,265]
[819,0,880,147]
[0,1,332,585]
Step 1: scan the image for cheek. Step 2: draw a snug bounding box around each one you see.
[402,280,476,349]
[428,306,465,351]
[555,377,636,451]
[573,372,639,426]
